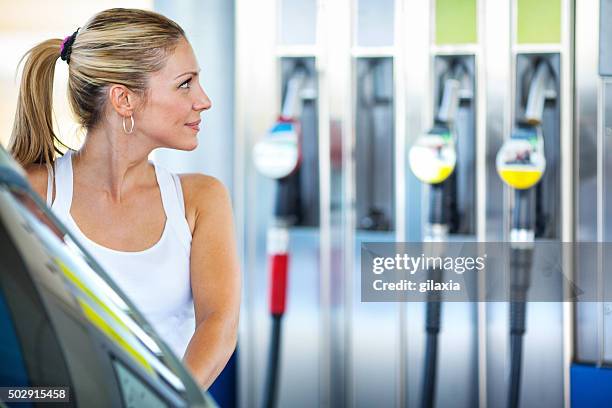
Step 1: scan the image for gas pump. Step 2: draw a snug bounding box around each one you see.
[409,60,471,408]
[355,58,395,232]
[496,59,554,408]
[252,63,316,408]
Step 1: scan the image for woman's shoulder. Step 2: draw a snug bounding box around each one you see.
[178,173,226,193]
[24,163,52,202]
[176,173,231,234]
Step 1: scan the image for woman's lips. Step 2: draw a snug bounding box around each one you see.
[185,119,201,131]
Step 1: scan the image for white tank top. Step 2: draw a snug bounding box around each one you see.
[46,150,195,358]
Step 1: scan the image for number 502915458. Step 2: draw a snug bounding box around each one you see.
[2,387,69,402]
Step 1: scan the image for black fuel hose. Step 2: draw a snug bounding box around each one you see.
[507,188,534,408]
[508,302,526,408]
[420,170,453,408]
[421,267,443,408]
[263,315,283,408]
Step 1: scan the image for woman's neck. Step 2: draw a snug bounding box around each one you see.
[72,126,157,204]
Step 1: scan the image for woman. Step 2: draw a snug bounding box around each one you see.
[8,8,240,390]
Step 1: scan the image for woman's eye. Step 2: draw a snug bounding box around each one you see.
[179,78,192,89]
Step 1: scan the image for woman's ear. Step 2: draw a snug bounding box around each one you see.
[108,84,139,117]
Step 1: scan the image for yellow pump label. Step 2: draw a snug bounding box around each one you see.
[498,168,544,190]
[495,135,546,190]
[424,164,455,184]
[409,133,456,184]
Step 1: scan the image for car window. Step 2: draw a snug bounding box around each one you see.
[0,290,29,388]
[113,358,169,408]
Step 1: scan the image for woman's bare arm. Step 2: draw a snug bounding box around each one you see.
[181,174,241,389]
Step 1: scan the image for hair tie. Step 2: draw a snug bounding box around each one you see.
[60,28,80,64]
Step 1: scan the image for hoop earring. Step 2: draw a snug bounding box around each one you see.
[122,115,135,134]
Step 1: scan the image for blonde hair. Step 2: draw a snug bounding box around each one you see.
[8,8,185,169]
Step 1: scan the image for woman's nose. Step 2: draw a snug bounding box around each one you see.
[194,88,212,112]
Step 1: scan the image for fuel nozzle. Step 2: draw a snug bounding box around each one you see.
[409,77,460,186]
[496,60,554,192]
[412,63,468,408]
[253,64,314,408]
[252,67,308,181]
[409,123,457,185]
[409,64,468,243]
[496,125,546,191]
[498,59,555,408]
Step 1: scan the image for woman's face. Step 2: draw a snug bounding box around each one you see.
[136,37,211,150]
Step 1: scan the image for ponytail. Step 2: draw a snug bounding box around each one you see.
[8,38,70,169]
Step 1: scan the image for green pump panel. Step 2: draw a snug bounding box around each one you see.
[517,0,561,44]
[435,0,477,45]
